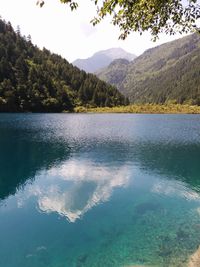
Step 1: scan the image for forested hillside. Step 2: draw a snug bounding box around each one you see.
[96,58,130,88]
[97,33,200,105]
[0,19,126,112]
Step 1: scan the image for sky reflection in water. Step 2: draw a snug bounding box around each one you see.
[0,114,200,267]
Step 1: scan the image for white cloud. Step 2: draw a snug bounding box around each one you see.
[80,22,97,37]
[16,160,131,222]
[152,180,200,201]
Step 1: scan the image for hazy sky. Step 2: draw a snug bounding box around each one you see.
[0,0,186,62]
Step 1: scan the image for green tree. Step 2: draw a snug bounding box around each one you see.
[15,56,28,84]
[1,79,17,111]
[38,0,200,39]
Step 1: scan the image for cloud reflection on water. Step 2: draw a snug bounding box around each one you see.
[151,179,200,201]
[14,156,200,223]
[28,160,131,222]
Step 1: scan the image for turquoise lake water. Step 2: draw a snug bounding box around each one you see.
[0,114,200,267]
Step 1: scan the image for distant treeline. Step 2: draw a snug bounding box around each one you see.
[0,19,128,112]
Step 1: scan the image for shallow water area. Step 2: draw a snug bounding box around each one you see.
[0,114,200,267]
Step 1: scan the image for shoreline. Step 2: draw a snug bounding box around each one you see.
[74,104,200,114]
[1,104,200,114]
[188,246,200,267]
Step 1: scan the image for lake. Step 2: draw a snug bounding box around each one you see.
[0,114,200,267]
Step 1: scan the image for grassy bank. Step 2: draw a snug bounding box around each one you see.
[75,104,200,114]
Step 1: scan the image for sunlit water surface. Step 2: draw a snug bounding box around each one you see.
[0,114,200,267]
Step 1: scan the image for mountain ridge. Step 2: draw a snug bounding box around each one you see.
[97,33,200,105]
[73,47,136,73]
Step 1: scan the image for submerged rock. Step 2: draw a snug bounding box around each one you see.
[176,228,190,242]
[134,202,161,215]
[188,246,200,267]
[76,254,88,267]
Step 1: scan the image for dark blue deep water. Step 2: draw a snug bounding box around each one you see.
[0,114,200,267]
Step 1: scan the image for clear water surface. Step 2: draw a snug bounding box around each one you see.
[0,114,200,267]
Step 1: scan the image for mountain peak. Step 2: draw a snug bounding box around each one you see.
[73,48,136,73]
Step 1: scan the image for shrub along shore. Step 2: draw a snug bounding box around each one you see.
[74,104,200,114]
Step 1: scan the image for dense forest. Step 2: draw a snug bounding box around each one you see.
[0,19,127,112]
[97,33,200,105]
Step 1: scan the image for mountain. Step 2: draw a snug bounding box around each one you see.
[73,48,136,73]
[96,58,130,88]
[97,33,200,105]
[0,19,126,112]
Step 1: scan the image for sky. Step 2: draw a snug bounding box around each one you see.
[0,0,187,62]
